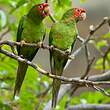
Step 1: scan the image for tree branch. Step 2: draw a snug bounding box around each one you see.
[0,14,110,109]
[68,104,110,110]
[44,70,110,110]
[44,17,110,110]
[45,0,48,3]
[0,41,73,59]
[1,48,110,87]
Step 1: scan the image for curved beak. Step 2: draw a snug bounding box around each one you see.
[43,5,50,16]
[81,12,86,20]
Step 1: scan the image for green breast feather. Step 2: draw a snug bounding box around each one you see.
[21,17,45,43]
[49,21,78,50]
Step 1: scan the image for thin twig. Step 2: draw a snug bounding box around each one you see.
[0,15,110,110]
[0,41,73,59]
[64,17,110,108]
[81,57,95,79]
[49,14,56,23]
[1,49,110,86]
[45,0,48,3]
[0,28,10,40]
[93,85,110,97]
[102,47,110,72]
[71,17,110,59]
[37,84,52,98]
[68,104,110,110]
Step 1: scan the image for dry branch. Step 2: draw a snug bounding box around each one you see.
[1,48,110,87]
[0,15,110,110]
[44,17,110,110]
[0,41,73,59]
[68,104,110,110]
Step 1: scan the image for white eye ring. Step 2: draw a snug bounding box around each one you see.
[77,9,81,13]
[39,5,43,9]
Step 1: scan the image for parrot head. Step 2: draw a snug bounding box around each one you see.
[74,8,86,21]
[28,3,49,21]
[37,3,49,18]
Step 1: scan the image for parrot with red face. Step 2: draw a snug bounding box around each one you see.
[49,8,86,107]
[14,3,49,97]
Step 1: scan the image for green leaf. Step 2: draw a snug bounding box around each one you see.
[52,0,71,20]
[103,32,110,39]
[96,40,108,50]
[95,58,103,69]
[80,92,105,103]
[0,10,7,29]
[0,102,12,110]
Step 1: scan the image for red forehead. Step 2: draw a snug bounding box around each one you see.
[74,8,86,17]
[75,8,86,12]
[36,3,48,12]
[42,3,48,7]
[36,3,48,8]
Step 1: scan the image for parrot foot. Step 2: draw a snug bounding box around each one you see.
[85,76,89,80]
[19,55,23,58]
[65,50,75,60]
[20,40,25,47]
[38,41,43,48]
[65,50,70,56]
[50,45,54,51]
[69,55,75,60]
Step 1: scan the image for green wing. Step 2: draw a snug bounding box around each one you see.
[49,21,78,107]
[16,16,25,55]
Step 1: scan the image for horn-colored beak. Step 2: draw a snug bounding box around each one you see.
[81,12,86,20]
[44,5,50,16]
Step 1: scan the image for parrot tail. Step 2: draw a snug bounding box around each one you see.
[50,52,67,108]
[14,61,28,97]
[52,78,61,108]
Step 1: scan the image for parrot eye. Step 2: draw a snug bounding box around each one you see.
[38,5,43,10]
[77,9,81,13]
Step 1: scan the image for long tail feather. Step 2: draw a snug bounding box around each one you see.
[50,51,68,108]
[14,62,28,97]
[52,78,61,108]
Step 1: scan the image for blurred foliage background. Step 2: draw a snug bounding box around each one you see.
[0,0,110,110]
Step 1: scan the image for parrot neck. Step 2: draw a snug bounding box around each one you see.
[62,17,76,25]
[61,17,77,27]
[61,8,78,24]
[27,6,44,24]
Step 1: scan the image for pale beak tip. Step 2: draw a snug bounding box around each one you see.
[81,12,86,20]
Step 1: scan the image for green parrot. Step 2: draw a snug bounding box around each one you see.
[14,3,49,97]
[49,8,86,107]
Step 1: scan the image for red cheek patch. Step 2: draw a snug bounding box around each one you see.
[74,12,80,17]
